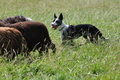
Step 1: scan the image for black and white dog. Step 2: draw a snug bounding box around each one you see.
[51,13,107,44]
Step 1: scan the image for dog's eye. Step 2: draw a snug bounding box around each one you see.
[56,21,59,23]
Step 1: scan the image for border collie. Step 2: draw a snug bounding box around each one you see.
[51,13,107,45]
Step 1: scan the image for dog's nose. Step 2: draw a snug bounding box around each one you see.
[51,24,54,27]
[51,24,57,29]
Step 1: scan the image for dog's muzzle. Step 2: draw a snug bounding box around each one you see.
[51,24,58,29]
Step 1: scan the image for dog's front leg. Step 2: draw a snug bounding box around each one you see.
[61,40,67,45]
[61,34,67,45]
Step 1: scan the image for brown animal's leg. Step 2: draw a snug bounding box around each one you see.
[6,49,16,60]
[0,49,4,56]
[49,43,56,53]
[25,49,31,57]
[22,44,30,56]
[52,44,56,53]
[11,49,18,59]
[45,46,48,53]
[37,45,47,56]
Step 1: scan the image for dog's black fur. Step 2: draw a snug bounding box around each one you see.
[51,13,107,44]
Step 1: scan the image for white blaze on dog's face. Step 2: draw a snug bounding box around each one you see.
[51,13,63,30]
[51,18,62,29]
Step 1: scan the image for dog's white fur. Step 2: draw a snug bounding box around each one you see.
[59,23,69,41]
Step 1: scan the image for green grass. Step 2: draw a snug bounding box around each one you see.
[0,0,120,80]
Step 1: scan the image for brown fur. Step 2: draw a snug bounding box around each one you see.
[0,21,56,54]
[0,27,22,59]
[0,16,33,24]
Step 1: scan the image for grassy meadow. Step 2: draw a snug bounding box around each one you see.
[0,0,120,80]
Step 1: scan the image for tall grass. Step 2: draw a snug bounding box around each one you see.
[0,0,120,80]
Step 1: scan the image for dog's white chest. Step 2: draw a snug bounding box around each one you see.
[59,29,66,40]
[59,26,70,40]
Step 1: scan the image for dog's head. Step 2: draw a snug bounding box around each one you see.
[51,13,63,29]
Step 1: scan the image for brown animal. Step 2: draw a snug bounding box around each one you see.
[0,27,22,59]
[0,16,33,24]
[0,21,56,55]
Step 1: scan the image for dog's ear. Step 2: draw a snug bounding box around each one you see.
[54,13,57,18]
[59,13,63,20]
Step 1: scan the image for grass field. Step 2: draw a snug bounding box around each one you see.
[0,0,120,80]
